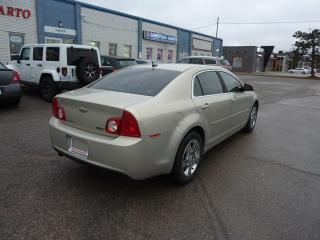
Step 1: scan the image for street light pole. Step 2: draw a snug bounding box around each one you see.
[216,16,220,38]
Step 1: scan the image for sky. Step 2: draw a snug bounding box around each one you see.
[78,0,320,52]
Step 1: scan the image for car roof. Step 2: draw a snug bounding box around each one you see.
[129,63,227,72]
[22,44,99,50]
[101,55,135,60]
[183,56,220,59]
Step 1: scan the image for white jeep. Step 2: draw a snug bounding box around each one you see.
[8,44,101,101]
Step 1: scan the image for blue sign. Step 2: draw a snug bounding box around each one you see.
[143,31,178,44]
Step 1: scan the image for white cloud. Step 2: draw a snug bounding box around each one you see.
[78,0,320,51]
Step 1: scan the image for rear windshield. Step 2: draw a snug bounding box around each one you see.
[67,48,98,65]
[90,68,181,96]
[119,60,136,68]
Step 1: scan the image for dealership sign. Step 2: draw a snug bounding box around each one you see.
[143,31,177,44]
[0,5,31,19]
[44,26,76,36]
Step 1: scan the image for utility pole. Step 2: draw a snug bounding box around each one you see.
[216,16,220,38]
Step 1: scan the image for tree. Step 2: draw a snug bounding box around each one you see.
[293,29,320,77]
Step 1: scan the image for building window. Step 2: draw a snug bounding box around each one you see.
[157,49,163,62]
[123,45,132,58]
[62,39,75,44]
[232,57,243,68]
[167,50,173,63]
[9,33,24,60]
[109,43,117,56]
[46,47,60,61]
[89,41,100,49]
[146,48,152,60]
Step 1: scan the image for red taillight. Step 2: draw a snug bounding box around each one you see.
[105,110,141,137]
[12,71,20,83]
[52,97,66,121]
[61,67,68,76]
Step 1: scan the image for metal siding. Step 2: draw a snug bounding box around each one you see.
[36,0,77,43]
[177,30,191,61]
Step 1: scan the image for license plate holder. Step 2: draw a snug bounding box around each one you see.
[67,136,88,158]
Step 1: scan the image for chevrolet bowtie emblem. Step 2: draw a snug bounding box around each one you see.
[79,106,88,113]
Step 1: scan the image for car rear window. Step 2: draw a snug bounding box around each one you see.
[119,60,137,68]
[90,68,181,96]
[67,48,98,65]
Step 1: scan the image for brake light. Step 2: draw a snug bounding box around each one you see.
[52,97,66,121]
[105,110,141,137]
[12,71,20,83]
[61,67,68,76]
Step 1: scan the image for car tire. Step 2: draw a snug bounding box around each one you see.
[9,97,21,106]
[76,58,100,85]
[172,131,203,184]
[302,72,306,75]
[244,103,258,133]
[40,76,58,102]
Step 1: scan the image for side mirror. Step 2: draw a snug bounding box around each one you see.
[243,83,254,91]
[17,58,21,64]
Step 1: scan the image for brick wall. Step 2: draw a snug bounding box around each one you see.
[0,0,38,63]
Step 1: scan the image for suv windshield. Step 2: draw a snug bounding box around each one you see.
[67,48,99,65]
[90,68,181,96]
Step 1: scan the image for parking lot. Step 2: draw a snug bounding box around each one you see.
[1,75,320,240]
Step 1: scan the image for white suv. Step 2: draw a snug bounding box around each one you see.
[8,44,101,101]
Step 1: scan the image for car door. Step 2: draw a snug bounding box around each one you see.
[18,47,31,82]
[31,46,44,84]
[192,71,232,146]
[219,71,252,129]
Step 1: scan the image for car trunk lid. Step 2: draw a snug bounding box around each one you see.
[57,88,150,136]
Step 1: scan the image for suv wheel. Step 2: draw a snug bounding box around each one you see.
[40,76,58,102]
[76,58,100,85]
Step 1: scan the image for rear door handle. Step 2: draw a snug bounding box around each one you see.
[26,63,30,66]
[37,64,42,67]
[201,103,210,109]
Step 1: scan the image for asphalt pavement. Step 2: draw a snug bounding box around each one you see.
[1,75,320,240]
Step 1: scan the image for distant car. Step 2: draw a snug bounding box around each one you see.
[0,62,22,106]
[178,56,232,71]
[288,67,311,74]
[135,59,151,65]
[100,56,137,76]
[6,44,101,102]
[49,64,258,184]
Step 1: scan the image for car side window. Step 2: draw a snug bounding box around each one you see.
[194,71,224,96]
[20,48,30,60]
[178,59,189,64]
[219,72,242,92]
[189,58,203,65]
[46,47,60,61]
[33,47,43,61]
[205,59,217,65]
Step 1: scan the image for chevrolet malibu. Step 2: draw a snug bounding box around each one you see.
[49,64,258,184]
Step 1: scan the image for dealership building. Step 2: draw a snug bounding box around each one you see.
[0,0,223,63]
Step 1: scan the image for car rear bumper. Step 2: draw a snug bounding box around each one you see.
[0,84,21,102]
[49,117,173,180]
